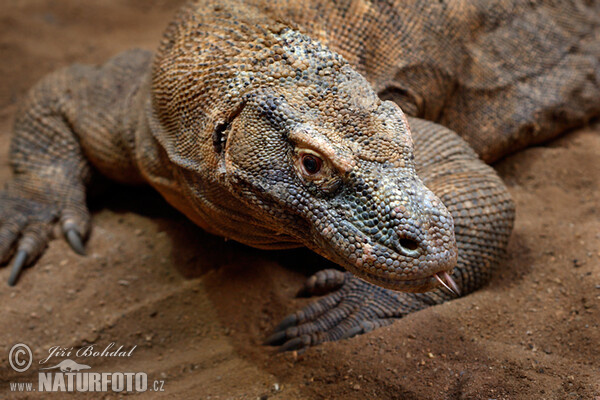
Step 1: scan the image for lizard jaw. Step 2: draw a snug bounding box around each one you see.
[306,217,459,294]
[353,266,459,294]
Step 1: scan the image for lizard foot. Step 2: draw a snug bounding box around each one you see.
[0,183,90,286]
[265,269,425,352]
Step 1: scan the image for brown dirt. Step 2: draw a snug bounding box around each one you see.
[0,1,599,399]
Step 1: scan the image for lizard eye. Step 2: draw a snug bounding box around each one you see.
[301,154,322,175]
[293,148,341,192]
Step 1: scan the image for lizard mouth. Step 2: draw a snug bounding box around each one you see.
[309,225,459,294]
[305,210,458,294]
[354,266,460,295]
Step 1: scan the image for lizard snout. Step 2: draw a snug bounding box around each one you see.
[336,174,459,293]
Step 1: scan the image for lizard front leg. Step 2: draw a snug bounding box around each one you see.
[266,118,515,350]
[0,50,152,285]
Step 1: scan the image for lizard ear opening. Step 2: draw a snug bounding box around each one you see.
[212,120,229,154]
[212,100,246,155]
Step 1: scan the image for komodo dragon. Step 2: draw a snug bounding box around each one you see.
[1,0,599,351]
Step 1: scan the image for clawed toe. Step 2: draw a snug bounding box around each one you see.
[7,250,28,286]
[65,229,86,255]
[278,336,310,353]
[264,330,288,346]
[266,271,415,351]
[340,324,364,340]
[1,188,90,286]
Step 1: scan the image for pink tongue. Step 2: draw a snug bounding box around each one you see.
[434,271,461,296]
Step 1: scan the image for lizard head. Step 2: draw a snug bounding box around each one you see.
[152,24,457,293]
[223,65,458,293]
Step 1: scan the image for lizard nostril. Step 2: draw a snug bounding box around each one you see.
[399,238,419,257]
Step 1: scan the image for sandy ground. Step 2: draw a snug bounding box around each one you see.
[0,1,599,399]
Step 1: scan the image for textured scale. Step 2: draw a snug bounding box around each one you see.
[1,0,599,349]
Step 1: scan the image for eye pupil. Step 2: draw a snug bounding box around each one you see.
[302,154,321,174]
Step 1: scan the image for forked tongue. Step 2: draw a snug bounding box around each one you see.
[434,271,461,297]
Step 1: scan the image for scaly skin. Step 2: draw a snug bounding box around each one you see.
[1,0,598,350]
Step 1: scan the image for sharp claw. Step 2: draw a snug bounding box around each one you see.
[278,337,307,353]
[273,314,298,332]
[264,331,287,346]
[65,229,85,255]
[341,325,364,340]
[8,250,28,286]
